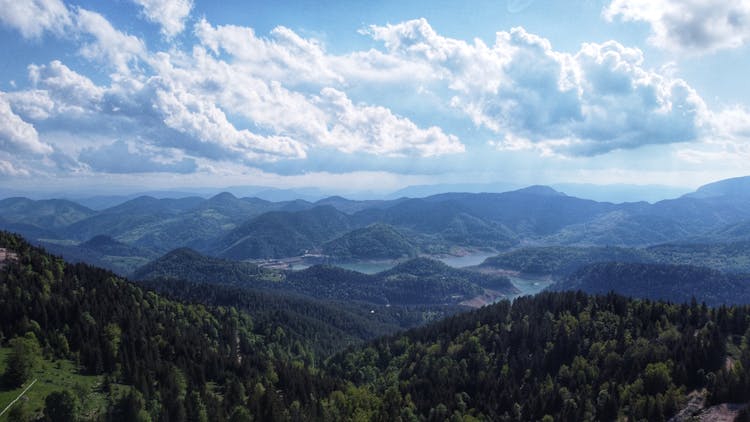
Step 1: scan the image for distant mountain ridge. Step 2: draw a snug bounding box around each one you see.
[684,175,750,199]
[2,175,750,273]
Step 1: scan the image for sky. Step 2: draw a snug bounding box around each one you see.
[1,0,750,196]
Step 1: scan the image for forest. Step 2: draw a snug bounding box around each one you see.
[3,231,750,420]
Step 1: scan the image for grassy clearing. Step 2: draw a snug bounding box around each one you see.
[0,347,124,421]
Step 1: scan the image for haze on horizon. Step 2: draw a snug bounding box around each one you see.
[1,0,750,196]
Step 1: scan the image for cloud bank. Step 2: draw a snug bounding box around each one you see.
[0,0,746,183]
[605,0,750,53]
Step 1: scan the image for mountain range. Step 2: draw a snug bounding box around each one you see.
[1,176,750,278]
[4,177,750,420]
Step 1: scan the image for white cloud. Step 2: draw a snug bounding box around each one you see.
[604,0,750,53]
[3,7,741,180]
[79,140,198,173]
[75,8,147,75]
[366,19,706,156]
[1,2,147,76]
[317,87,464,156]
[151,79,308,161]
[365,18,510,94]
[131,0,193,38]
[0,0,71,39]
[152,39,463,158]
[0,94,52,155]
[0,159,30,176]
[194,19,343,86]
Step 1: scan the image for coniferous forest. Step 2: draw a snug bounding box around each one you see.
[5,0,750,418]
[3,231,750,421]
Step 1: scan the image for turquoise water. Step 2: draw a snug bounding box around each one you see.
[436,252,496,268]
[334,261,398,274]
[289,251,500,274]
[508,275,553,299]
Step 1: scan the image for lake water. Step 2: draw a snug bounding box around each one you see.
[321,252,498,274]
[508,275,554,299]
[334,261,398,274]
[436,252,497,268]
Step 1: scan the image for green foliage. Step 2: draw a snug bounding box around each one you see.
[2,333,40,388]
[131,247,266,285]
[325,291,750,420]
[218,205,352,259]
[141,278,463,361]
[137,250,515,306]
[482,245,651,275]
[6,399,31,422]
[322,223,418,260]
[552,262,750,306]
[0,198,95,230]
[44,390,79,422]
[0,232,338,420]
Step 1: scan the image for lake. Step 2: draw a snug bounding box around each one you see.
[435,252,497,268]
[317,251,498,274]
[508,275,554,299]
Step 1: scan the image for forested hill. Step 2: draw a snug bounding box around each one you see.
[8,230,750,420]
[134,248,518,306]
[327,291,750,421]
[550,262,750,307]
[0,231,341,420]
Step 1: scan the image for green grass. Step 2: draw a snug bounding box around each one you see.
[0,348,125,421]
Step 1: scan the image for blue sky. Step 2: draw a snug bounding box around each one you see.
[1,0,750,195]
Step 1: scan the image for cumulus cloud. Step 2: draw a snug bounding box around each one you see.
[317,88,464,156]
[0,1,146,76]
[152,37,463,158]
[604,0,750,53]
[79,140,198,173]
[194,19,343,86]
[0,159,30,176]
[27,61,104,116]
[0,0,71,39]
[131,0,193,38]
[75,9,147,75]
[1,5,738,179]
[366,19,706,156]
[0,94,52,155]
[151,78,308,161]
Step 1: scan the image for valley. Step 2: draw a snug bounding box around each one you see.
[3,176,750,420]
[4,1,750,418]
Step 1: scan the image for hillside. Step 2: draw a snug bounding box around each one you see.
[321,223,418,260]
[135,249,516,306]
[215,205,353,259]
[0,232,338,420]
[6,231,750,420]
[5,175,750,281]
[481,245,652,275]
[481,242,750,277]
[39,235,157,275]
[685,175,750,199]
[142,278,461,356]
[326,291,750,420]
[132,247,267,284]
[0,197,95,229]
[550,262,750,306]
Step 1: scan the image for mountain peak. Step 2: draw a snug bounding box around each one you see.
[687,176,750,199]
[209,192,238,202]
[512,185,565,196]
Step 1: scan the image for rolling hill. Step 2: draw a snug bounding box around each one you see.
[4,175,750,272]
[549,262,750,306]
[321,223,418,260]
[134,249,517,306]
